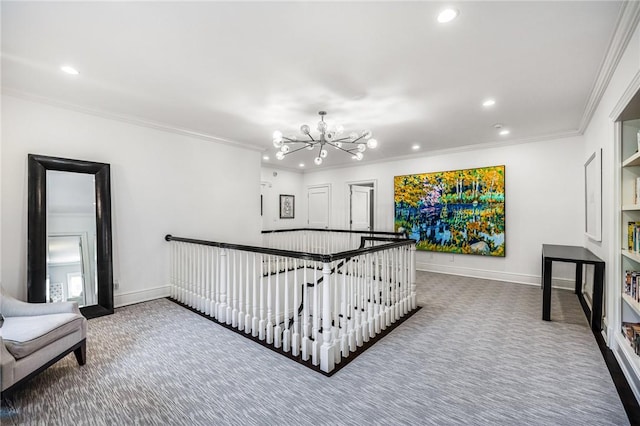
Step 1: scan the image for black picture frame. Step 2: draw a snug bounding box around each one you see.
[279,194,295,219]
[28,154,114,319]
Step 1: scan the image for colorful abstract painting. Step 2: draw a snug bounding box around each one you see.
[394,165,505,256]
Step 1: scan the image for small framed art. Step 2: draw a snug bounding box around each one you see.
[280,194,295,219]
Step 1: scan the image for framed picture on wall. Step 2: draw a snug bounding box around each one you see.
[280,194,295,219]
[584,149,602,241]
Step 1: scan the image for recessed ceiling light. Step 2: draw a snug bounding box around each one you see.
[263,155,269,161]
[412,144,420,150]
[299,163,305,167]
[483,99,496,107]
[60,65,79,75]
[437,8,459,23]
[499,129,510,136]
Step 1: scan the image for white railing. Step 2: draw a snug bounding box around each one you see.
[261,228,406,255]
[165,231,416,374]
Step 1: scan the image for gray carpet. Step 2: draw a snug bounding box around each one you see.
[2,272,630,425]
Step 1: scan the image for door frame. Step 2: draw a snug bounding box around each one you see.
[345,179,377,231]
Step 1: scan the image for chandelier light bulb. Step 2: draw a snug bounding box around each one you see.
[334,142,342,148]
[320,149,328,158]
[273,139,283,148]
[300,124,310,135]
[317,120,328,133]
[281,145,290,153]
[273,130,283,141]
[355,152,364,161]
[335,124,344,134]
[366,138,378,149]
[325,131,335,141]
[276,151,285,160]
[358,144,366,152]
[306,144,314,150]
[349,132,359,141]
[362,130,372,139]
[314,157,323,165]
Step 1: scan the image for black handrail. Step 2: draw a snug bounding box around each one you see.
[165,234,415,263]
[261,228,406,237]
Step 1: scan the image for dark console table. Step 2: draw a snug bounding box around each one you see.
[541,244,605,332]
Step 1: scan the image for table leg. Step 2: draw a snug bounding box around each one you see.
[591,262,605,332]
[543,258,553,321]
[575,262,583,295]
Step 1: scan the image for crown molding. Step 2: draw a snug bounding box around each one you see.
[1,88,264,152]
[610,68,640,120]
[300,129,582,174]
[579,1,640,132]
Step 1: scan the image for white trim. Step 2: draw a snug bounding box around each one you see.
[114,285,171,308]
[580,1,640,131]
[2,90,264,152]
[416,261,574,290]
[610,69,640,120]
[301,130,581,174]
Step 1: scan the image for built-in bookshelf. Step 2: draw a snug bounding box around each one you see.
[619,117,640,399]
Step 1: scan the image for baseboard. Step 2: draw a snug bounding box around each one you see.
[416,262,575,290]
[114,286,171,308]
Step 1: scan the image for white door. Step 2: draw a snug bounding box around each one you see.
[350,185,372,231]
[308,185,330,228]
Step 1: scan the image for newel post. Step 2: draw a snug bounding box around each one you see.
[410,245,417,310]
[320,262,335,373]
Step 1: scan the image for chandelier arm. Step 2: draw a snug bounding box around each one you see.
[282,137,299,142]
[283,144,314,156]
[333,136,353,143]
[307,134,316,142]
[326,141,360,156]
[350,134,366,144]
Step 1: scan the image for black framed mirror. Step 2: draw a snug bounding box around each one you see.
[28,154,114,319]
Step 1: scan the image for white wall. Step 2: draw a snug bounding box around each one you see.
[302,136,585,286]
[1,95,262,304]
[260,166,306,230]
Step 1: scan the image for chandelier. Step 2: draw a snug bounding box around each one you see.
[272,111,378,165]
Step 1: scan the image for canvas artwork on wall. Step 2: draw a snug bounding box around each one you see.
[394,165,505,256]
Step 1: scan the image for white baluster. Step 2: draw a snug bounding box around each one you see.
[228,250,236,326]
[238,251,245,330]
[355,254,364,347]
[213,248,220,320]
[301,262,310,361]
[283,257,291,352]
[244,252,252,334]
[292,258,300,357]
[311,266,320,366]
[259,255,266,340]
[410,244,417,310]
[274,257,282,348]
[266,256,274,344]
[218,249,227,322]
[252,253,259,336]
[340,256,349,358]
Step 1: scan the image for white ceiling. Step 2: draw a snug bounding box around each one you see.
[1,1,624,170]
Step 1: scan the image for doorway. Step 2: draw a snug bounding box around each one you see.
[349,182,375,231]
[307,184,331,229]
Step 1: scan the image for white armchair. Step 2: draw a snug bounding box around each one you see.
[1,293,87,397]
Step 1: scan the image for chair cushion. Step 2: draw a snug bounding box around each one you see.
[2,313,84,359]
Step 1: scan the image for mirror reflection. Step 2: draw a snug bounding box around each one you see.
[46,170,97,307]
